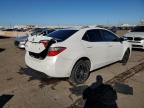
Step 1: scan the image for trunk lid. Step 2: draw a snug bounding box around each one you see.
[25,35,53,53]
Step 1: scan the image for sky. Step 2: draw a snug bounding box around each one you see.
[0,0,144,26]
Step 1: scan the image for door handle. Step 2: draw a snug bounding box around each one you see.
[87,46,93,48]
[108,45,113,47]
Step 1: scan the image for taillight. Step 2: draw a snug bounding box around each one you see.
[48,47,66,56]
[40,40,49,48]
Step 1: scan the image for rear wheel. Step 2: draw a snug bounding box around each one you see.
[69,60,90,85]
[121,49,130,65]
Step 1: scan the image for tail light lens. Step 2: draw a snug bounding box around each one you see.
[48,47,66,56]
[40,40,49,48]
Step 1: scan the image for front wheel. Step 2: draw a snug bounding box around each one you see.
[69,60,90,85]
[121,49,130,65]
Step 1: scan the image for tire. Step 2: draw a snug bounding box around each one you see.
[69,60,90,85]
[121,49,130,65]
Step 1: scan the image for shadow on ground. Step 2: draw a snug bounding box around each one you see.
[68,60,144,108]
[0,48,5,53]
[68,75,118,108]
[113,83,133,95]
[18,66,68,89]
[0,36,11,39]
[69,85,88,96]
[132,48,144,52]
[0,94,14,108]
[68,85,88,108]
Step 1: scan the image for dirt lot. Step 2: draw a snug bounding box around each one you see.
[0,31,27,37]
[0,37,144,108]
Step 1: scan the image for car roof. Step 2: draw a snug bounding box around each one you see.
[59,27,108,31]
[81,27,109,31]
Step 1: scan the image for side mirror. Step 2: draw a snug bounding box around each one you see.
[119,37,124,43]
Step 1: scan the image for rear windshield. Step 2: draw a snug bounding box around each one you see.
[131,26,144,32]
[47,30,78,41]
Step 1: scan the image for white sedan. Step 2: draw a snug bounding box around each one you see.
[25,27,131,84]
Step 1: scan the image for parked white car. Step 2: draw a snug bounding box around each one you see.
[124,26,144,49]
[25,27,131,84]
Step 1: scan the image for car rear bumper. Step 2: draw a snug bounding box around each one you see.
[25,52,72,77]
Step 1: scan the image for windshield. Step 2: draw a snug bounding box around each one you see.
[131,26,144,32]
[47,30,78,41]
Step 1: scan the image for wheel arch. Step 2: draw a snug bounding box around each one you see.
[75,57,91,67]
[125,47,131,56]
[121,47,131,61]
[69,56,91,84]
[70,56,92,75]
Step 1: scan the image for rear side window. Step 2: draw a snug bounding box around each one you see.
[82,30,103,42]
[100,30,119,42]
[48,30,78,41]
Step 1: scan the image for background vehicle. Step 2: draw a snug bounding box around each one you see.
[25,27,131,84]
[30,28,55,36]
[14,28,55,48]
[124,26,144,49]
[15,34,29,48]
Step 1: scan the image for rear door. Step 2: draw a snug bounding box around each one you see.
[81,29,108,70]
[100,30,123,63]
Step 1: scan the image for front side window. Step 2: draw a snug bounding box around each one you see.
[100,30,119,42]
[82,30,103,42]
